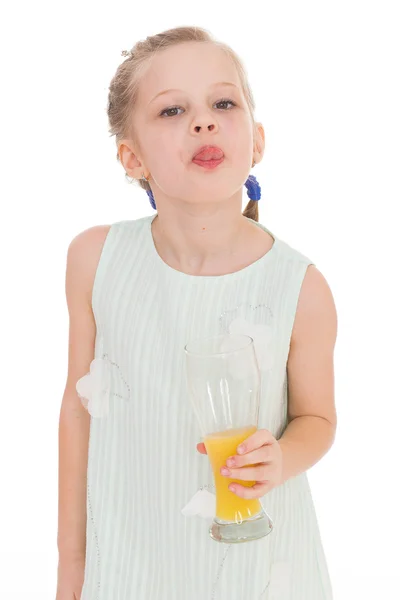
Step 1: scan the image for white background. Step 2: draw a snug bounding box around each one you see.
[1,0,399,598]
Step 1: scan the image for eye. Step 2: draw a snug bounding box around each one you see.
[215,98,236,110]
[159,98,237,118]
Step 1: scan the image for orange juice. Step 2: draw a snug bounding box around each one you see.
[204,424,263,523]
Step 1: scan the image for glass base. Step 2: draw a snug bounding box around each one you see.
[209,507,273,544]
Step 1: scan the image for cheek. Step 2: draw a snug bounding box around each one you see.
[145,131,181,171]
[148,140,185,190]
[227,118,253,159]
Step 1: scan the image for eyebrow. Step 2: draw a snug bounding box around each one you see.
[148,81,239,105]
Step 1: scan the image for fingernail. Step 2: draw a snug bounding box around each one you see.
[221,467,231,476]
[237,445,245,454]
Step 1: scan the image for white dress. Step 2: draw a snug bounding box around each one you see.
[79,214,334,599]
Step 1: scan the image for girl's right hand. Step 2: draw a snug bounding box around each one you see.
[55,556,85,600]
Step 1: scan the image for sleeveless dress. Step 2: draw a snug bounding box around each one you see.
[80,213,334,600]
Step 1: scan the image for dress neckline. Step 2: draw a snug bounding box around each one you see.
[145,213,279,282]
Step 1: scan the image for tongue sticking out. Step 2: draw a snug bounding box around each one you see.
[193,148,224,161]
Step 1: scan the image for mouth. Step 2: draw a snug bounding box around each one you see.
[192,144,224,160]
[192,145,225,170]
[192,156,225,170]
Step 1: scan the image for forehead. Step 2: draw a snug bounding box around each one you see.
[137,42,240,105]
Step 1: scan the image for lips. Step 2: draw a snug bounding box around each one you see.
[192,145,224,161]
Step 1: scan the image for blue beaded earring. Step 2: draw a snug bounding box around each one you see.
[141,160,260,210]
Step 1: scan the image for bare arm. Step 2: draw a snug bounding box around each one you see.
[278,265,338,483]
[57,225,110,562]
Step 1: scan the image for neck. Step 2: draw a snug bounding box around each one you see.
[151,209,253,275]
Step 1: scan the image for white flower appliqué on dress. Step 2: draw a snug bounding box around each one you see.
[76,336,130,418]
[181,487,216,519]
[76,357,111,418]
[219,302,275,372]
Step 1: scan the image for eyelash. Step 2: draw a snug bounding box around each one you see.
[159,98,237,118]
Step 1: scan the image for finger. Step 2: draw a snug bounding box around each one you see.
[226,447,271,469]
[197,442,207,454]
[229,481,270,499]
[222,464,270,481]
[236,428,275,456]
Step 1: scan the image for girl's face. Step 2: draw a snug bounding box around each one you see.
[131,42,257,206]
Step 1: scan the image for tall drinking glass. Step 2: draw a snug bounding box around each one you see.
[184,333,274,544]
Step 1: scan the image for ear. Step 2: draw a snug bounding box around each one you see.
[253,122,266,165]
[118,139,148,179]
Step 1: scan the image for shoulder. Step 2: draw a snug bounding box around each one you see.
[291,264,338,349]
[69,224,112,249]
[66,225,112,304]
[67,217,141,268]
[68,224,112,266]
[66,218,146,303]
[273,236,337,341]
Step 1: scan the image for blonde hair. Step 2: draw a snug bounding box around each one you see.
[107,26,260,222]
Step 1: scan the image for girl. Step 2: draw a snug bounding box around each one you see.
[57,26,337,600]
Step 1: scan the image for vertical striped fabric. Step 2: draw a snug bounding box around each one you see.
[80,214,334,600]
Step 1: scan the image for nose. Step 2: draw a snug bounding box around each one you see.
[194,123,216,132]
